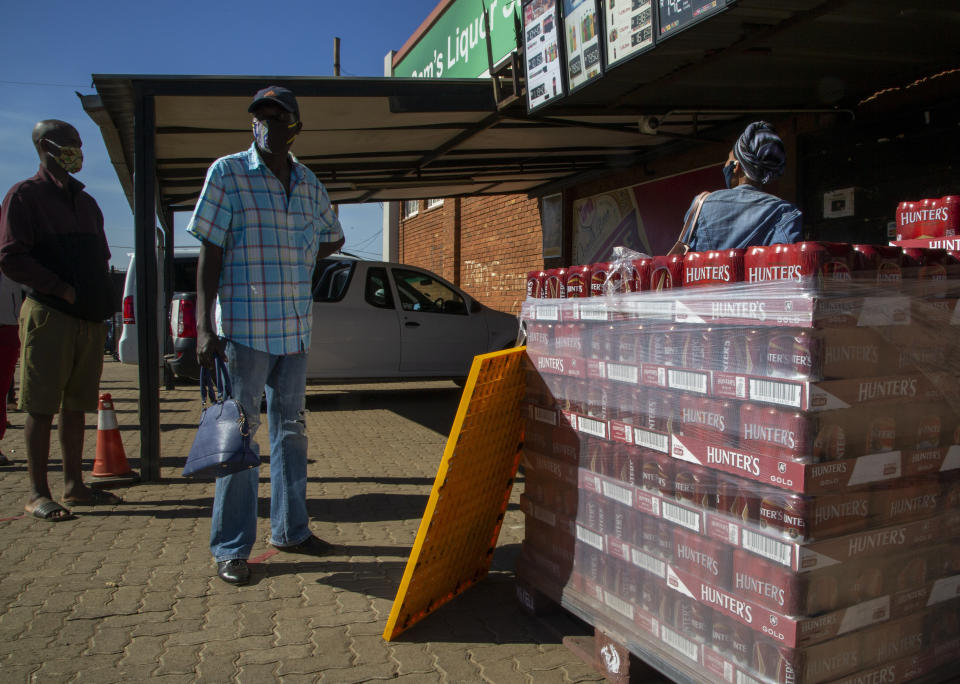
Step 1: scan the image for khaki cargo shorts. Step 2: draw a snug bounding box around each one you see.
[19,297,106,415]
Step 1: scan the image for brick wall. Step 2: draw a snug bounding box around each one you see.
[460,195,541,314]
[399,194,542,315]
[398,200,447,277]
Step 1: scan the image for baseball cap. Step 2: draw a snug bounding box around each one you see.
[248,86,299,119]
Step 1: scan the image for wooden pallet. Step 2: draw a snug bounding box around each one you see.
[516,576,670,684]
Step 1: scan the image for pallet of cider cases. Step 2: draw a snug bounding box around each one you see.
[517,538,960,684]
[523,341,960,414]
[525,243,960,298]
[571,443,960,563]
[521,477,960,638]
[524,394,960,495]
[522,242,960,329]
[563,536,960,684]
[532,319,957,382]
[578,446,960,543]
[566,489,960,641]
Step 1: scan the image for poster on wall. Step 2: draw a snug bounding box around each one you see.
[572,165,722,263]
[523,0,566,111]
[605,0,656,68]
[658,0,733,40]
[562,0,604,92]
[541,194,563,258]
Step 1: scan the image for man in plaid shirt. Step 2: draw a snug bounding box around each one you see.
[188,86,344,585]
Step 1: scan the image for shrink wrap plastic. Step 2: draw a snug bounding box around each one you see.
[519,243,960,684]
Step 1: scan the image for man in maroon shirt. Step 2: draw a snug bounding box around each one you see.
[0,120,121,521]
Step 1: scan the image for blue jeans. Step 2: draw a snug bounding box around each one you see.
[210,341,310,562]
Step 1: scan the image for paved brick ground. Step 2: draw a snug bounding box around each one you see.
[0,360,605,683]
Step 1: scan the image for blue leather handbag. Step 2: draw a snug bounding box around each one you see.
[183,357,260,478]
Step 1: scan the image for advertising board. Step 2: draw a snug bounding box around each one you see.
[605,0,656,68]
[523,0,567,111]
[562,0,604,92]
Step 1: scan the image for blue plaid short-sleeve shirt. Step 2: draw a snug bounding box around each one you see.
[186,143,343,355]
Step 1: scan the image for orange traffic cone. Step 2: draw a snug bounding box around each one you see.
[93,393,133,477]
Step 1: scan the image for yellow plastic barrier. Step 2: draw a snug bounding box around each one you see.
[383,346,527,640]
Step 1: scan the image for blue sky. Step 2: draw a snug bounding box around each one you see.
[0,0,443,268]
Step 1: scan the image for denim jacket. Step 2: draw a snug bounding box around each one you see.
[684,185,803,252]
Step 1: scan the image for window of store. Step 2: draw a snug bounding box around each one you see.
[403,200,419,219]
[426,198,444,210]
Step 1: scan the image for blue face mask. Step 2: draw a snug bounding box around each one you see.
[722,161,736,189]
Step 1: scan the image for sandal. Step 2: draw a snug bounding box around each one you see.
[61,488,123,506]
[29,500,76,522]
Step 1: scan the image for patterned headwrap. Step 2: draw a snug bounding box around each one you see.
[733,121,786,186]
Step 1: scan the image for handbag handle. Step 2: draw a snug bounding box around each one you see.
[199,356,234,407]
[679,191,711,246]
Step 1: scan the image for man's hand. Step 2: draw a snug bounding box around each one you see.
[197,330,226,370]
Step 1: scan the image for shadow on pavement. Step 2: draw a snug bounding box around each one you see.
[305,492,430,522]
[253,541,566,646]
[305,385,462,435]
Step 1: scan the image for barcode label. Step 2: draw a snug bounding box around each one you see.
[578,416,607,439]
[661,626,699,662]
[669,369,708,394]
[662,501,702,533]
[603,590,635,620]
[579,302,608,320]
[533,507,556,526]
[633,428,669,453]
[631,548,666,578]
[749,378,802,408]
[607,363,639,384]
[536,305,559,321]
[533,407,557,425]
[742,529,793,567]
[636,301,674,319]
[576,524,605,551]
[602,479,634,507]
[737,672,762,684]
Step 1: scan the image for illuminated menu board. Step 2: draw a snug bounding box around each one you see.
[658,0,733,39]
[523,0,566,111]
[605,0,655,68]
[562,0,604,92]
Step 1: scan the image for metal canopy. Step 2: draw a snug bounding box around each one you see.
[85,75,692,212]
[84,4,960,212]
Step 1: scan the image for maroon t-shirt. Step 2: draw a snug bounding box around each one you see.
[0,165,114,321]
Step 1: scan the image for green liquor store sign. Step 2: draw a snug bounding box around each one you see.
[394,0,522,79]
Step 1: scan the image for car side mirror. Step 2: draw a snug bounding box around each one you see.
[470,299,482,314]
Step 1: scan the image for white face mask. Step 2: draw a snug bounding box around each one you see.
[252,118,298,154]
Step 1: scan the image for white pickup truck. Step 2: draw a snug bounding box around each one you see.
[307,258,520,382]
[124,255,520,383]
